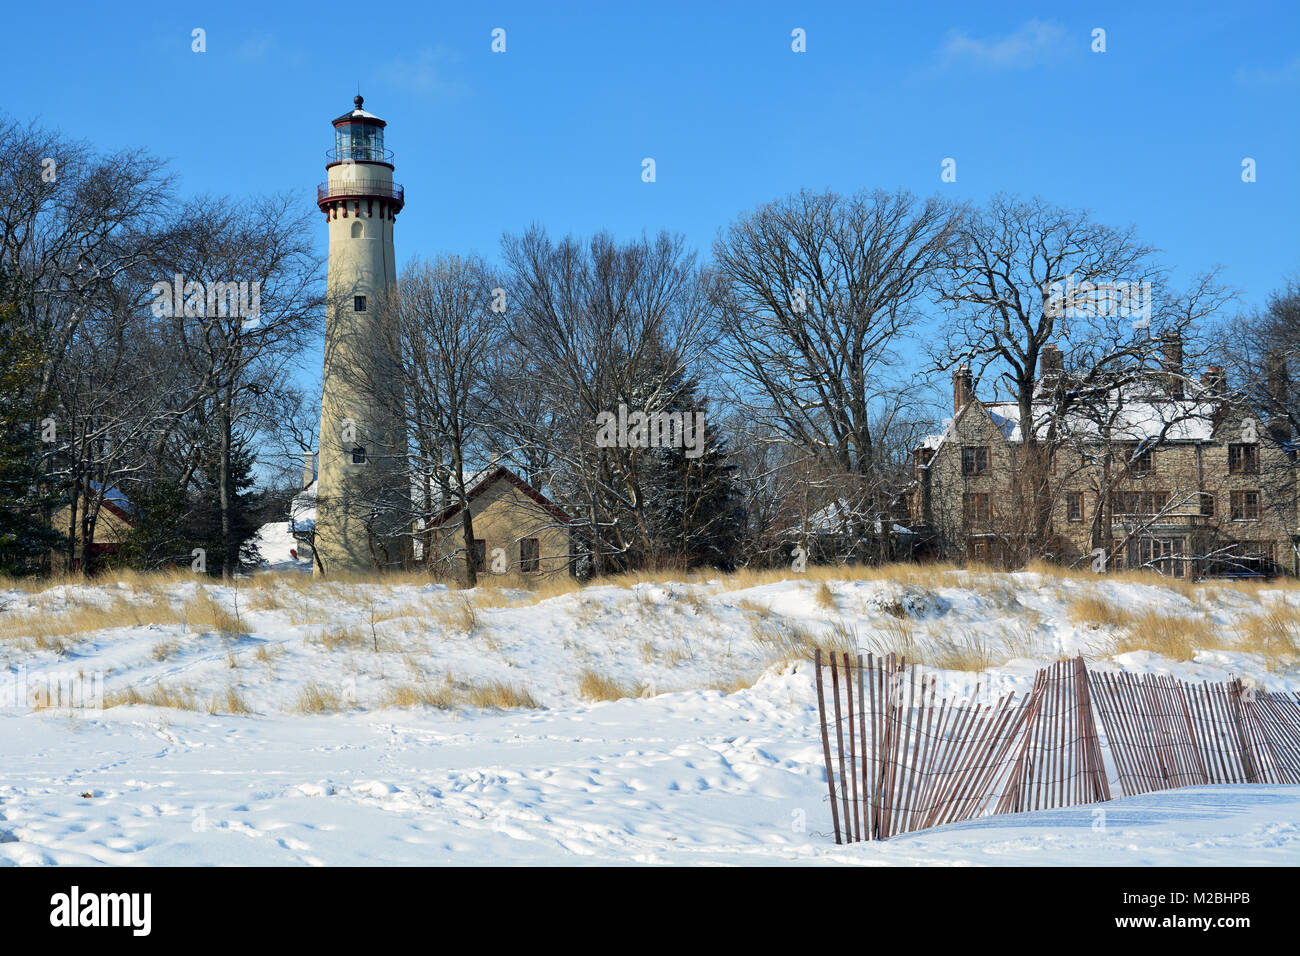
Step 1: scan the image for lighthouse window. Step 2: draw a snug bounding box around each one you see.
[351,221,364,239]
[351,445,367,465]
[354,295,367,312]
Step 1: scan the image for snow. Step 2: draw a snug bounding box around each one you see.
[1,571,1298,865]
[86,479,133,515]
[982,398,1218,444]
[290,480,317,534]
[248,521,312,571]
[921,392,1221,464]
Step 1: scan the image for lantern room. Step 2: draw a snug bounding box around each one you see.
[330,95,390,165]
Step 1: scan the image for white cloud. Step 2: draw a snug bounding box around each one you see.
[1235,56,1300,87]
[940,18,1068,69]
[378,46,469,99]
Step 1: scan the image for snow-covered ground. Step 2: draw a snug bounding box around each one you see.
[1,568,1298,865]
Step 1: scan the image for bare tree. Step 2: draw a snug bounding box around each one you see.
[931,194,1234,560]
[501,227,714,576]
[385,254,502,585]
[155,194,323,577]
[712,188,958,562]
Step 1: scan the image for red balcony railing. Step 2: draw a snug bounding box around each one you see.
[317,180,404,204]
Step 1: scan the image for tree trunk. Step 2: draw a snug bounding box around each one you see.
[219,387,233,580]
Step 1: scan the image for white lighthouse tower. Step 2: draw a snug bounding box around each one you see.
[313,95,408,575]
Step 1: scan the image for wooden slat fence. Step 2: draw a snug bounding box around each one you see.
[813,650,1300,844]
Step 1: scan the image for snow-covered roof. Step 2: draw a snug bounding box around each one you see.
[920,392,1224,466]
[87,479,133,516]
[789,499,913,537]
[981,398,1218,444]
[290,479,317,535]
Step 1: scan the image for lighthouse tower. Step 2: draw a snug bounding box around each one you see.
[314,96,408,575]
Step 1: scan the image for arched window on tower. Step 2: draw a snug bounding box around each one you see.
[350,220,364,239]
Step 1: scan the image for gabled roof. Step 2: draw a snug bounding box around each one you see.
[980,397,1220,444]
[919,388,1231,466]
[425,466,571,529]
[68,479,134,525]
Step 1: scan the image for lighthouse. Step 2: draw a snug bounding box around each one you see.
[313,95,408,575]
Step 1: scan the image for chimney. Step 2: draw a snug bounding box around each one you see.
[1267,350,1291,444]
[1200,366,1227,397]
[1039,344,1064,391]
[302,451,315,489]
[1161,333,1184,398]
[953,364,973,414]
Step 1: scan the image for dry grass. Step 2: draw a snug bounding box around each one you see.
[815,582,837,610]
[381,681,457,709]
[467,680,540,709]
[381,674,541,710]
[105,682,199,710]
[577,668,646,701]
[0,568,196,596]
[1068,593,1129,629]
[478,572,584,605]
[296,682,346,713]
[863,618,922,661]
[709,673,760,694]
[441,595,480,634]
[0,592,181,650]
[209,686,250,715]
[750,618,858,663]
[929,630,999,671]
[183,587,243,636]
[1238,608,1300,670]
[736,598,771,619]
[994,619,1042,660]
[309,624,368,651]
[1111,611,1224,662]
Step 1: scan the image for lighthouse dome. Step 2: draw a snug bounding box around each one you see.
[330,95,389,163]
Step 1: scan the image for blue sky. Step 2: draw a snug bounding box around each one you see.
[5,0,1298,399]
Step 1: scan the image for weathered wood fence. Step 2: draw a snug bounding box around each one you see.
[813,650,1300,843]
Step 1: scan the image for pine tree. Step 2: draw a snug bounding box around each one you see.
[0,270,63,575]
[627,354,745,570]
[114,477,195,572]
[190,430,263,574]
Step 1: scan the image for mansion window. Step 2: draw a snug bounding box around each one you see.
[1228,443,1259,475]
[1066,492,1083,522]
[1230,490,1260,521]
[963,492,992,526]
[961,446,989,476]
[1134,537,1186,578]
[520,538,540,573]
[1199,491,1215,517]
[1237,541,1277,564]
[354,295,367,312]
[351,445,366,465]
[1130,445,1154,475]
[1114,490,1170,515]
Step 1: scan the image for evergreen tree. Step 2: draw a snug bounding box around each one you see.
[114,477,195,572]
[625,353,745,570]
[190,430,263,574]
[0,270,63,575]
[642,417,746,571]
